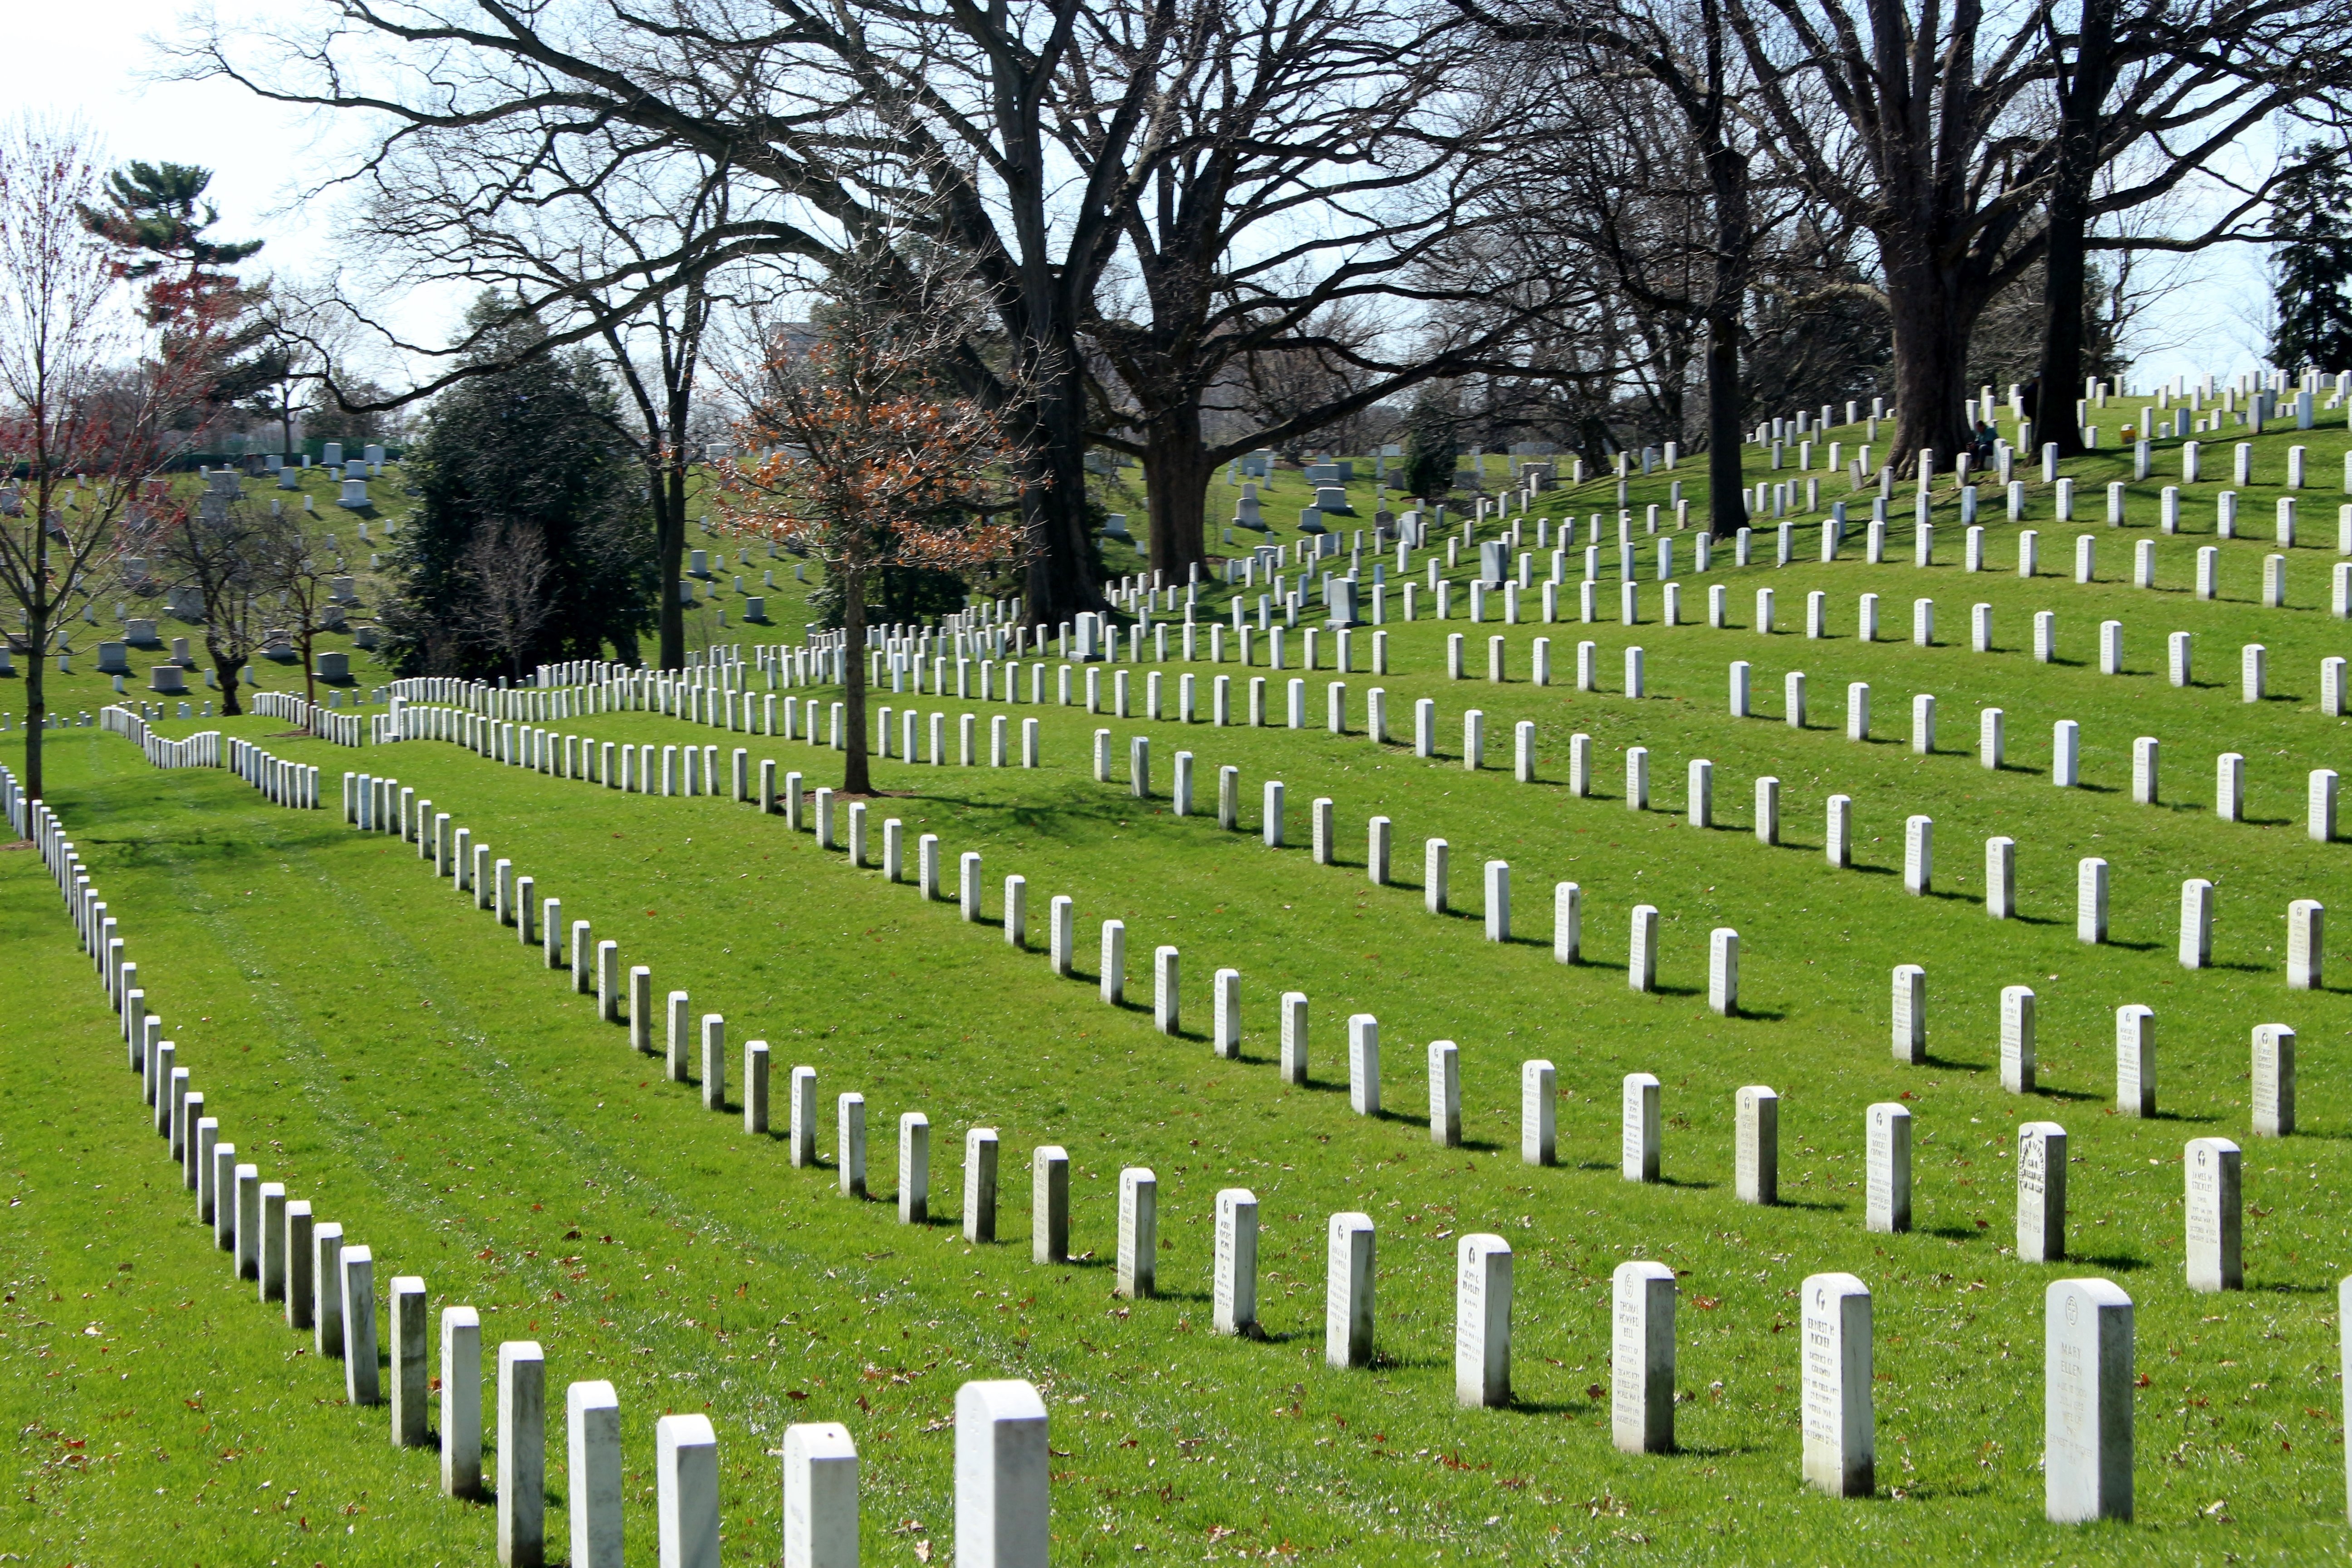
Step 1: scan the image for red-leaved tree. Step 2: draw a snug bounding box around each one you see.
[0,119,223,803]
[718,257,1027,796]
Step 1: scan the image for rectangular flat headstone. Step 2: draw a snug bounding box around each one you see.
[1327,1213,1375,1369]
[1116,1168,1156,1299]
[1735,1086,1778,1204]
[2017,1122,2067,1263]
[953,1380,1049,1568]
[2184,1137,2242,1292]
[1800,1272,1874,1497]
[1611,1261,1676,1453]
[1454,1234,1512,1408]
[1213,1188,1259,1334]
[782,1421,859,1568]
[2043,1279,2133,1523]
[1866,1104,1911,1233]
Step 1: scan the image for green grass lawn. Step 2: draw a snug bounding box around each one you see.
[4,410,2350,1564]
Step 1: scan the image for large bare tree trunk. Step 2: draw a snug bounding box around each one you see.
[840,573,872,796]
[22,601,48,804]
[1020,359,1105,629]
[655,464,687,670]
[208,636,248,716]
[2032,0,2114,463]
[1704,308,1748,537]
[1144,410,1211,585]
[1884,260,1980,478]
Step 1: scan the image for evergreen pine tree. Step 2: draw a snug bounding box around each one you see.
[2270,143,2352,373]
[382,294,658,676]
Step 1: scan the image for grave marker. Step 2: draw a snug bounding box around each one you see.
[2018,1122,2068,1263]
[953,1381,1049,1568]
[1522,1060,1557,1166]
[1328,1213,1376,1368]
[2253,1024,2295,1136]
[1214,1188,1260,1335]
[498,1341,546,1566]
[783,1422,859,1568]
[2002,986,2037,1092]
[1612,1261,1677,1453]
[1622,1073,1661,1181]
[2184,1137,2242,1292]
[1455,1235,1514,1408]
[1866,1104,1911,1233]
[1735,1085,1779,1204]
[1349,1015,1380,1114]
[2043,1279,2133,1523]
[567,1380,623,1568]
[900,1113,931,1224]
[1800,1272,1874,1498]
[656,1414,721,1568]
[1117,1169,1157,1298]
[965,1128,1000,1241]
[442,1307,482,1498]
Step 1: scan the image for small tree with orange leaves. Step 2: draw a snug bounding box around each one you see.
[718,262,1026,796]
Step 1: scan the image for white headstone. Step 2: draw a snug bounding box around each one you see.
[2253,1024,2295,1136]
[2184,1137,2242,1292]
[1735,1085,1778,1205]
[1455,1235,1513,1408]
[1327,1213,1376,1368]
[782,1422,859,1568]
[1800,1272,1874,1497]
[1213,1188,1259,1335]
[2017,1121,2067,1263]
[2043,1279,2133,1523]
[953,1380,1049,1568]
[1611,1261,1676,1454]
[1521,1059,1556,1166]
[1866,1103,1912,1233]
[1116,1168,1156,1299]
[1622,1072,1660,1181]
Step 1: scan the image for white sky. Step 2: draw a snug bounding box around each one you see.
[15,0,2294,399]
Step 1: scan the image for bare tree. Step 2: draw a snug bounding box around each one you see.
[457,521,556,682]
[348,126,735,670]
[1451,0,1786,532]
[1719,0,2349,469]
[147,479,273,711]
[717,237,1026,796]
[1074,0,1574,576]
[253,510,341,710]
[0,118,216,799]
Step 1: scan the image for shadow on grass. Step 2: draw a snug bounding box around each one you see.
[2066,1251,2151,1274]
